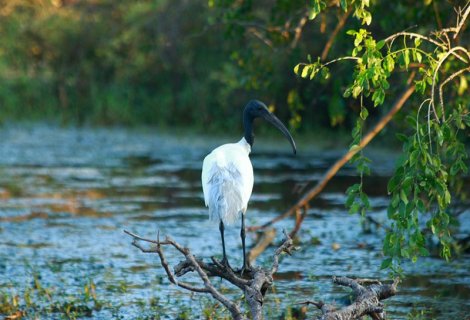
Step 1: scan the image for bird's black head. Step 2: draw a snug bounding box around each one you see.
[244,100,271,119]
[243,100,297,154]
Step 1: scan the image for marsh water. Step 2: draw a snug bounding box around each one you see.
[0,126,469,319]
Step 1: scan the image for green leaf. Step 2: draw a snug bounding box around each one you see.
[360,106,369,120]
[354,37,362,47]
[309,8,319,20]
[363,11,372,25]
[458,75,468,95]
[349,202,360,214]
[301,66,310,78]
[346,183,361,194]
[360,192,370,208]
[321,66,330,79]
[340,0,348,11]
[372,89,385,107]
[444,190,451,205]
[380,258,393,269]
[395,133,408,142]
[293,64,300,75]
[419,247,430,256]
[404,50,410,69]
[386,55,395,72]
[352,85,362,98]
[376,40,385,50]
[415,51,422,63]
[400,189,408,205]
[414,37,422,47]
[409,149,419,166]
[349,144,361,152]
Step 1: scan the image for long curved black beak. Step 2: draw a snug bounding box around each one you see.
[263,112,297,154]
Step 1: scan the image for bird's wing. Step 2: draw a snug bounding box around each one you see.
[201,146,253,224]
[201,153,214,207]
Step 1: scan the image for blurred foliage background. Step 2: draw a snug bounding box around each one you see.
[0,0,468,134]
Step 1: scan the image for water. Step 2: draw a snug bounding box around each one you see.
[0,125,469,319]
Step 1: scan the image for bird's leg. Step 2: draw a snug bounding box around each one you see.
[240,213,250,274]
[219,220,230,269]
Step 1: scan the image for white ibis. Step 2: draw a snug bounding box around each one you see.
[201,100,296,271]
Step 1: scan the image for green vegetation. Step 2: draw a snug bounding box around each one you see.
[0,275,102,319]
[0,269,309,319]
[287,0,469,272]
[0,1,237,127]
[1,1,465,133]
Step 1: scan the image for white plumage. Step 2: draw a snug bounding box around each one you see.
[201,138,254,224]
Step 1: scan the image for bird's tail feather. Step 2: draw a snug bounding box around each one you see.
[208,179,243,225]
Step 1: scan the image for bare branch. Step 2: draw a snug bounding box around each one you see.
[439,66,470,118]
[441,2,470,39]
[290,13,309,49]
[247,27,274,49]
[384,31,447,49]
[124,229,161,244]
[333,276,365,294]
[271,230,296,275]
[321,9,352,60]
[430,46,470,121]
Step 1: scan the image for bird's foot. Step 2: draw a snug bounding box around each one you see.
[237,263,253,277]
[220,257,232,271]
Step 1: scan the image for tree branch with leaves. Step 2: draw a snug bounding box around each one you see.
[292,0,470,272]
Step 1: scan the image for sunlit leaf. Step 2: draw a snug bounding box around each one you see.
[376,40,385,50]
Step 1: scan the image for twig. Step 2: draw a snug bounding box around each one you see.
[247,27,274,49]
[441,2,470,39]
[321,8,352,60]
[384,31,447,49]
[454,2,470,39]
[430,46,470,122]
[271,230,295,275]
[291,13,309,49]
[438,66,470,119]
[296,56,360,70]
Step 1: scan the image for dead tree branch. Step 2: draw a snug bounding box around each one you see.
[301,276,399,320]
[321,8,352,61]
[290,13,309,49]
[124,229,296,320]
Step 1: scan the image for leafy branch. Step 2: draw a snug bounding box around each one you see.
[293,1,470,271]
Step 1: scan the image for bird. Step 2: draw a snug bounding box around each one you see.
[201,100,296,272]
